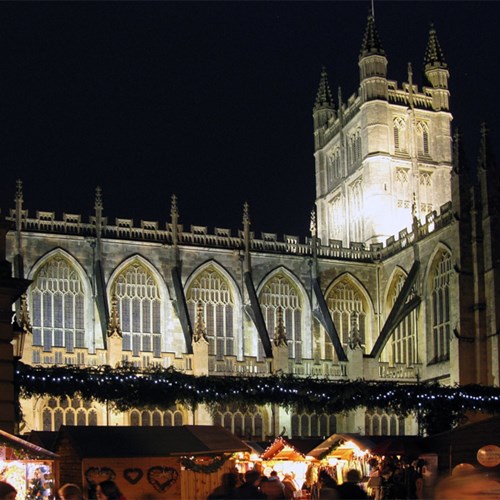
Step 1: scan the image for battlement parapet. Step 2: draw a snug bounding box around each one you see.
[7,201,454,260]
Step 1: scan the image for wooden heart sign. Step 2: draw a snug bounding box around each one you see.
[147,466,179,492]
[84,467,116,485]
[123,468,144,485]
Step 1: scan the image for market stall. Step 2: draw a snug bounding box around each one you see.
[258,436,321,492]
[308,433,375,485]
[0,429,58,499]
[53,424,250,500]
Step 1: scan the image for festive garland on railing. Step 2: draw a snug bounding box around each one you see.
[15,362,500,434]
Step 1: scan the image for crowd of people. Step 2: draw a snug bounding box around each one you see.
[208,467,368,499]
[0,479,126,500]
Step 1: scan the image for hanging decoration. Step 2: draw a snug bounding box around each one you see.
[180,455,229,474]
[146,466,178,492]
[15,362,500,434]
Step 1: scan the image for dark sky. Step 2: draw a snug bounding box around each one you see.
[1,1,498,237]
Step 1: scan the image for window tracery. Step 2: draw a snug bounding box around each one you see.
[31,256,86,352]
[430,250,452,362]
[129,407,185,426]
[42,396,98,431]
[291,412,336,437]
[383,273,418,366]
[326,278,367,360]
[365,409,405,436]
[393,117,407,153]
[260,272,303,361]
[212,404,265,439]
[186,266,234,358]
[113,263,162,357]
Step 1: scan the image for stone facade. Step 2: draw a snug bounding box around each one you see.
[3,15,499,439]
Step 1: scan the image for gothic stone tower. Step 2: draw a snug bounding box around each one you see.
[314,16,452,247]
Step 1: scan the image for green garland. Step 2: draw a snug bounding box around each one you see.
[180,455,229,473]
[15,362,500,434]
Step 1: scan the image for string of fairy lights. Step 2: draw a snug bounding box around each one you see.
[15,362,500,434]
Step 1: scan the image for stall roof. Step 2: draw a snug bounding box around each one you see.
[0,429,58,460]
[308,434,376,460]
[422,415,500,471]
[55,425,250,458]
[260,436,322,461]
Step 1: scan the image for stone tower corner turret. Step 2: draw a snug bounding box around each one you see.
[313,67,335,150]
[358,12,388,101]
[423,23,449,110]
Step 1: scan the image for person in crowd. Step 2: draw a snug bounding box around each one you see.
[366,465,382,500]
[208,472,239,499]
[337,469,367,499]
[282,472,298,499]
[317,469,339,499]
[0,481,17,500]
[95,480,125,500]
[260,470,285,499]
[302,464,319,499]
[235,468,267,499]
[58,483,83,500]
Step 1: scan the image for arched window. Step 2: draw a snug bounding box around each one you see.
[383,273,418,366]
[41,396,98,431]
[326,278,367,360]
[393,117,407,153]
[419,171,433,216]
[186,265,234,358]
[260,272,303,361]
[212,404,266,439]
[30,256,85,352]
[430,251,452,362]
[365,409,405,436]
[113,263,162,357]
[349,179,363,243]
[330,194,344,241]
[395,167,411,212]
[129,406,186,426]
[416,122,430,156]
[291,411,337,437]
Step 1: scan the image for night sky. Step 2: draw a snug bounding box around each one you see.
[1,1,498,237]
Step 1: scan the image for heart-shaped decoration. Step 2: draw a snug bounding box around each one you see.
[123,468,144,485]
[85,467,116,486]
[147,466,179,492]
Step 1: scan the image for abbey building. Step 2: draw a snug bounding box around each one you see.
[4,15,499,438]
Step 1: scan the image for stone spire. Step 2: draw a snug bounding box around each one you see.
[273,307,288,347]
[107,294,122,339]
[423,23,449,109]
[359,13,385,58]
[193,301,208,343]
[313,67,336,149]
[313,67,334,112]
[424,23,447,70]
[358,12,388,101]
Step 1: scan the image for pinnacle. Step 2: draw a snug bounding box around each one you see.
[313,66,334,111]
[424,23,447,69]
[359,13,385,58]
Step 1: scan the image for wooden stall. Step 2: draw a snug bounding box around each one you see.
[0,429,58,499]
[258,437,321,491]
[53,425,250,499]
[308,433,375,485]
